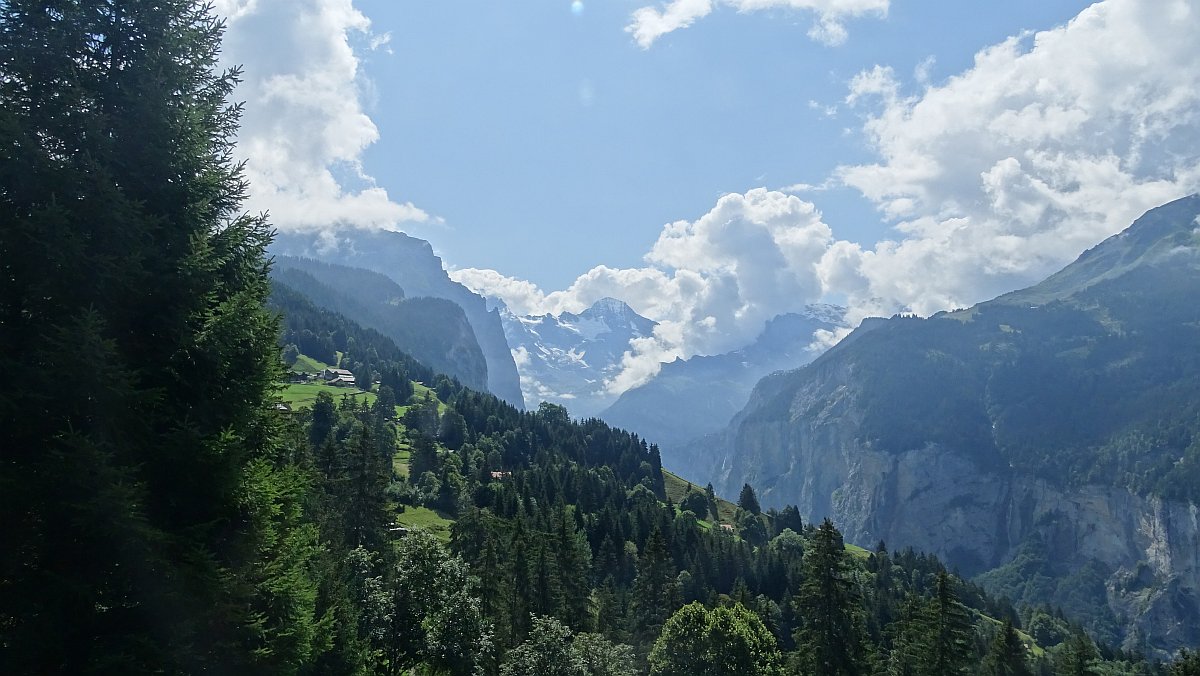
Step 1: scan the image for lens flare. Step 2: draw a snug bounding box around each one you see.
[571,1,584,16]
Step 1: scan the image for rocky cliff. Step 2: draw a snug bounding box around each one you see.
[700,194,1200,655]
[271,229,525,408]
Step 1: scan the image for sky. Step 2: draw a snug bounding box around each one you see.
[215,0,1200,393]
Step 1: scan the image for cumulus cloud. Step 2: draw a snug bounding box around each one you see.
[466,0,1200,397]
[627,0,889,49]
[830,0,1200,316]
[454,189,835,392]
[215,0,431,231]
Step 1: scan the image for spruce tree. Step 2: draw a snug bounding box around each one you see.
[794,519,869,676]
[924,572,976,676]
[982,618,1031,676]
[633,528,681,639]
[739,483,762,515]
[0,1,318,672]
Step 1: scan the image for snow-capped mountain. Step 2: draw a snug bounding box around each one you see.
[501,298,657,416]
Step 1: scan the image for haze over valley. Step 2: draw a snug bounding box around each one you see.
[6,0,1200,673]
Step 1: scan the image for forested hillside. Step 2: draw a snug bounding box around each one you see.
[699,195,1200,654]
[272,256,490,392]
[268,284,1171,674]
[1,1,1194,673]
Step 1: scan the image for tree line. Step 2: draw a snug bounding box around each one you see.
[1,1,1196,674]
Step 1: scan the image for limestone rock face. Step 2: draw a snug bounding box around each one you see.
[695,195,1200,655]
[708,380,1200,654]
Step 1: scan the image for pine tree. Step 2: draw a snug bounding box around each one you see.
[794,519,869,676]
[633,528,681,639]
[1170,649,1200,676]
[1055,632,1099,676]
[705,483,721,521]
[739,483,762,515]
[0,1,319,672]
[924,572,975,676]
[982,619,1031,676]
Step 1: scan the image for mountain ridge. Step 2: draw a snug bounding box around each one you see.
[501,296,658,415]
[599,304,844,455]
[693,194,1200,654]
[271,229,526,409]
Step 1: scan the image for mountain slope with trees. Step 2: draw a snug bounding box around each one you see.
[698,194,1200,655]
[271,256,489,391]
[0,1,1189,672]
[272,229,526,409]
[271,272,1164,675]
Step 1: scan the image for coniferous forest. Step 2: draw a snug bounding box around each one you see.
[2,2,1199,675]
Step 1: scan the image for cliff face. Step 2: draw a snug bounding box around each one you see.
[272,230,525,408]
[706,360,1200,654]
[271,259,490,391]
[701,195,1200,655]
[715,398,1200,653]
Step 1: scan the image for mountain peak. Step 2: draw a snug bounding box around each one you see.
[584,297,636,317]
[998,193,1200,307]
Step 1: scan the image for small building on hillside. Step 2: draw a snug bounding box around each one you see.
[321,368,356,387]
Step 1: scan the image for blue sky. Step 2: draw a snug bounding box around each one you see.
[218,0,1200,391]
[357,0,1093,290]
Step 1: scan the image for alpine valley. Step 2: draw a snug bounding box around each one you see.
[12,3,1200,673]
[275,196,1200,657]
[685,194,1200,655]
[267,195,1200,659]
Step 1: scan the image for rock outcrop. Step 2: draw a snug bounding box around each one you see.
[698,195,1200,655]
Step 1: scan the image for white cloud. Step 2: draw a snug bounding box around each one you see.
[216,0,430,231]
[830,0,1200,317]
[467,0,1200,396]
[627,0,889,49]
[455,189,836,392]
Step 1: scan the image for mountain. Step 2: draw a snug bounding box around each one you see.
[500,297,657,416]
[270,257,489,391]
[267,270,1141,675]
[271,229,525,408]
[600,305,844,454]
[695,194,1200,654]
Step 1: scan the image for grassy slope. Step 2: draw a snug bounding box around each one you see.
[393,505,454,543]
[291,353,330,373]
[280,382,377,409]
[663,469,739,525]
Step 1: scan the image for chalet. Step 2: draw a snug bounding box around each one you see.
[719,523,735,533]
[321,368,356,387]
[490,471,512,480]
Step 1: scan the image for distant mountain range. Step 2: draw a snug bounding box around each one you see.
[500,297,657,416]
[691,194,1200,654]
[271,230,524,409]
[600,305,844,451]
